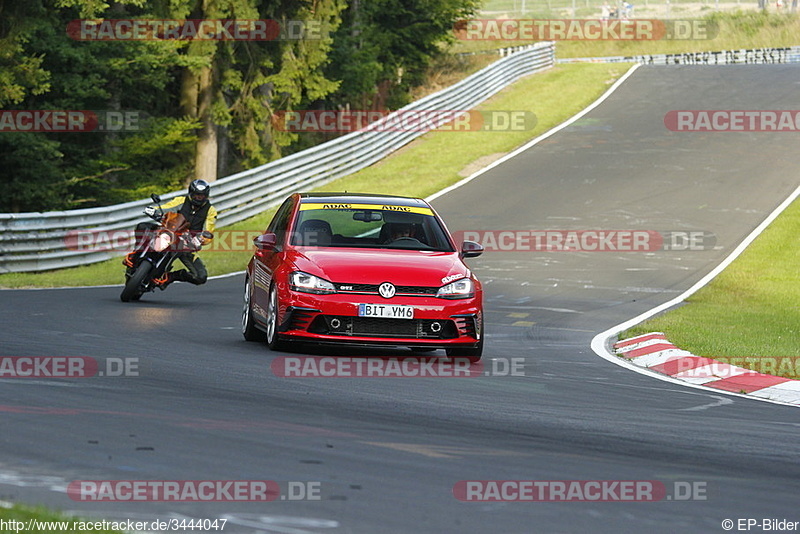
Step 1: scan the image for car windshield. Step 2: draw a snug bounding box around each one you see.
[290,203,455,252]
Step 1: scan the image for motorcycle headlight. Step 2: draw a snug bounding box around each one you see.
[290,271,336,295]
[436,277,474,299]
[153,231,173,252]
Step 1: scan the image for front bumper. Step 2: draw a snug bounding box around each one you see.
[276,288,482,348]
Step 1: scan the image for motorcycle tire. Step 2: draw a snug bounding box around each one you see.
[120,261,152,302]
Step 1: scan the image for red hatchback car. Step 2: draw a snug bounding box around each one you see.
[242,193,485,360]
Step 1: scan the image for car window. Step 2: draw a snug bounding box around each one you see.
[290,203,455,252]
[268,197,295,246]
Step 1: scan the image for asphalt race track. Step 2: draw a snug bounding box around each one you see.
[2,65,800,534]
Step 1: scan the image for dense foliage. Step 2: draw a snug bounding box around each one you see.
[0,0,478,212]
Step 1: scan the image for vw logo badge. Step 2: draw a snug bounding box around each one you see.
[378,282,396,299]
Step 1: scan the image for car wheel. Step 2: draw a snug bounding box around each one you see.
[265,283,287,351]
[445,316,484,363]
[242,277,266,342]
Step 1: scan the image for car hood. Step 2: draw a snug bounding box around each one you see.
[290,248,470,287]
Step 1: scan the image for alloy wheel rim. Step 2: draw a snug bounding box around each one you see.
[267,286,277,343]
[242,281,250,334]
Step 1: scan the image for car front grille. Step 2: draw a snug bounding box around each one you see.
[307,315,458,339]
[335,283,439,296]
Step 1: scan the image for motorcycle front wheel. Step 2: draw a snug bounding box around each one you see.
[120,261,152,302]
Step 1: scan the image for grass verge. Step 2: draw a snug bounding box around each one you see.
[556,12,800,58]
[451,11,800,58]
[0,503,124,533]
[622,196,800,379]
[0,62,630,289]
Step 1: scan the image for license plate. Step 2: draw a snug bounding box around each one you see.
[358,303,414,319]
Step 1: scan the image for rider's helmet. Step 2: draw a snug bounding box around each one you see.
[188,179,211,207]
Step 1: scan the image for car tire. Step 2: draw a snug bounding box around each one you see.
[265,283,288,351]
[445,316,484,363]
[242,277,267,342]
[445,339,483,363]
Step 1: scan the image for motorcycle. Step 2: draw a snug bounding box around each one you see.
[120,194,212,302]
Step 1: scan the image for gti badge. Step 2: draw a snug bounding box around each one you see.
[378,282,396,299]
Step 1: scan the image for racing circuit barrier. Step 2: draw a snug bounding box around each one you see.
[557,45,800,65]
[0,42,555,273]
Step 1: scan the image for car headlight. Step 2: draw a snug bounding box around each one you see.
[436,277,474,299]
[290,271,336,294]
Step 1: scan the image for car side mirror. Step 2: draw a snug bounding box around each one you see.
[461,240,484,258]
[253,232,278,251]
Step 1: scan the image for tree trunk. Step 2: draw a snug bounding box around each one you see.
[180,68,198,119]
[194,65,217,183]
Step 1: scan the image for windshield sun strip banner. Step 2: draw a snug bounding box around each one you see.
[299,202,434,216]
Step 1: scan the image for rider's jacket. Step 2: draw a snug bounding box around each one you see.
[156,196,217,244]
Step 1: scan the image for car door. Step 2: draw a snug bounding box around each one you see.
[251,196,297,324]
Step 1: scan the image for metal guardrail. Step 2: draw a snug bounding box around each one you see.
[456,44,546,58]
[0,42,555,273]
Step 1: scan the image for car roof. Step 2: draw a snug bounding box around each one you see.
[297,192,431,209]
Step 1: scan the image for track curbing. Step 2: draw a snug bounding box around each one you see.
[614,332,800,405]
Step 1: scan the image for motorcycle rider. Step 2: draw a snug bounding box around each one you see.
[124,179,217,288]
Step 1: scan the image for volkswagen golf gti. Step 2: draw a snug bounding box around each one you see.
[242,192,485,360]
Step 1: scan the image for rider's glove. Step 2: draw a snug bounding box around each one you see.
[144,206,157,218]
[191,235,204,250]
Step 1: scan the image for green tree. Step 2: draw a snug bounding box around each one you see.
[0,0,52,107]
[0,0,203,210]
[0,0,477,213]
[0,133,65,213]
[327,0,480,110]
[12,0,198,209]
[216,0,346,171]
